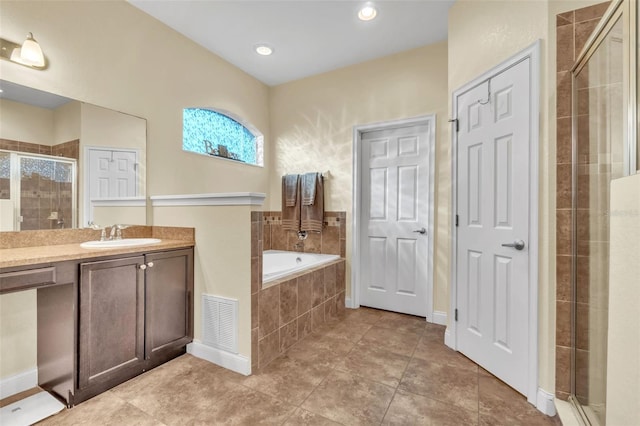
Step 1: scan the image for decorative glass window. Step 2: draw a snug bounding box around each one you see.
[183,108,263,166]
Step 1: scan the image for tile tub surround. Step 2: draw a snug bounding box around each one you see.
[554,1,609,401]
[252,257,346,370]
[252,210,347,370]
[263,211,346,257]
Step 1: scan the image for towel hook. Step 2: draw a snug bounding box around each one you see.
[477,79,491,105]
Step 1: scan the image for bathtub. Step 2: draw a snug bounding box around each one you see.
[263,250,340,284]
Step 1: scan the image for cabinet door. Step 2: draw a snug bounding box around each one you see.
[145,249,194,359]
[79,256,145,390]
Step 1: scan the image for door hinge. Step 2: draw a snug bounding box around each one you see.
[455,309,458,322]
[448,118,459,132]
[455,214,459,227]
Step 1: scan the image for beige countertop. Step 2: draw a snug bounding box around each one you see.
[0,239,194,269]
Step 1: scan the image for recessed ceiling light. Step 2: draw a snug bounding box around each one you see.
[255,44,273,56]
[358,3,377,21]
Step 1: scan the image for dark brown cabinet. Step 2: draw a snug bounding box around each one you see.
[78,256,146,394]
[75,248,194,403]
[145,249,193,364]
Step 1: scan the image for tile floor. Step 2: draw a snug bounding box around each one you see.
[38,307,562,425]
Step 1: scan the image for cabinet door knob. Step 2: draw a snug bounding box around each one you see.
[139,264,147,270]
[147,262,154,268]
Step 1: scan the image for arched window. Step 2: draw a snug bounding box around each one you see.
[183,108,263,166]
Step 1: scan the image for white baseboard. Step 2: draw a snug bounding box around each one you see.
[187,340,251,376]
[444,328,455,349]
[431,310,447,326]
[536,388,557,416]
[0,368,38,399]
[345,297,356,309]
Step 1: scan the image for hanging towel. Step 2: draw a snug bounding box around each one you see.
[282,174,301,231]
[301,173,324,233]
[301,172,318,206]
[284,174,299,207]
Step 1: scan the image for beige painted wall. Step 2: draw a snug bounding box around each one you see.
[92,206,147,227]
[269,42,449,311]
[447,0,604,400]
[80,103,147,223]
[153,206,253,359]
[0,0,271,205]
[606,173,640,426]
[52,100,80,144]
[0,98,54,144]
[0,291,36,378]
[0,0,269,382]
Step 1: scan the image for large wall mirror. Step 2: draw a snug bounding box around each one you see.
[0,80,147,232]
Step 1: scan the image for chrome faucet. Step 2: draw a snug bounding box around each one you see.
[88,221,107,241]
[109,224,129,240]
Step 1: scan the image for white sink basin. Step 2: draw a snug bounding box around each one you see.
[80,238,162,249]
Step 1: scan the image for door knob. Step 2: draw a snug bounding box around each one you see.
[139,264,147,270]
[501,240,525,250]
[147,262,154,268]
[413,228,427,235]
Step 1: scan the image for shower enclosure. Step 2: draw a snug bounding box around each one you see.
[569,0,638,424]
[0,150,76,231]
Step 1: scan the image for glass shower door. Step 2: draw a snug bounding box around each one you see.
[0,150,76,231]
[18,155,76,230]
[571,14,625,426]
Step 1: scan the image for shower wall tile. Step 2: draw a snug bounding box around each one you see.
[557,117,572,164]
[556,25,575,72]
[556,209,572,256]
[556,10,574,27]
[556,255,572,302]
[556,345,571,397]
[575,303,590,350]
[557,72,572,118]
[556,164,572,209]
[556,301,571,347]
[575,19,601,58]
[555,1,609,401]
[574,1,610,22]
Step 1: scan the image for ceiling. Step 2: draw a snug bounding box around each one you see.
[129,1,454,86]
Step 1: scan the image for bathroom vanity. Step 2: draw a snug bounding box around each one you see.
[0,227,194,406]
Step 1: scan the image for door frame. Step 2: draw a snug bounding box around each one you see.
[351,114,436,322]
[448,41,540,406]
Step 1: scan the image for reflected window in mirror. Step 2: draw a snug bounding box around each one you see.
[183,108,264,166]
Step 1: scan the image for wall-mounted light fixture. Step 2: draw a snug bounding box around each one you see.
[0,32,46,69]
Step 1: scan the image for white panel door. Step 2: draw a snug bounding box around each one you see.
[89,149,137,200]
[456,58,531,394]
[360,123,430,316]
